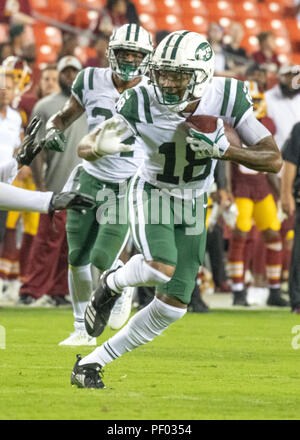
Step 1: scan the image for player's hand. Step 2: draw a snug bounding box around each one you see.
[92,116,134,157]
[16,116,43,166]
[186,118,230,159]
[43,127,66,152]
[49,192,96,213]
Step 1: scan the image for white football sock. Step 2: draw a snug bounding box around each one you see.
[107,254,172,293]
[79,296,186,366]
[68,264,93,331]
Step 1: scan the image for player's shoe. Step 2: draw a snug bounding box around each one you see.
[108,286,134,330]
[71,354,105,389]
[232,289,249,306]
[267,288,289,307]
[84,269,121,337]
[59,330,97,346]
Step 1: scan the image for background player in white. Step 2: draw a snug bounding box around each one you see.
[39,24,154,346]
[69,30,282,389]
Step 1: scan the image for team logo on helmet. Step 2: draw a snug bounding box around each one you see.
[195,42,213,62]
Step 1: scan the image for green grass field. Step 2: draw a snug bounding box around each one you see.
[0,306,299,420]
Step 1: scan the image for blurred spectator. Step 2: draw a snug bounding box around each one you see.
[18,56,88,307]
[0,0,34,25]
[84,34,109,68]
[265,64,300,151]
[36,64,60,99]
[227,80,286,307]
[9,22,26,56]
[0,70,23,299]
[0,42,13,64]
[281,122,300,313]
[125,0,139,24]
[245,63,268,92]
[90,0,128,39]
[155,30,170,47]
[207,22,226,75]
[224,22,250,76]
[252,31,280,73]
[19,43,42,124]
[57,33,78,61]
[265,64,300,292]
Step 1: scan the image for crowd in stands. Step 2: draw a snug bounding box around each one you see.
[0,0,300,313]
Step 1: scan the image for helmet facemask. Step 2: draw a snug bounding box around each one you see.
[108,48,150,81]
[150,65,210,112]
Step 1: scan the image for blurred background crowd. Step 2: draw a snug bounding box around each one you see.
[0,0,300,313]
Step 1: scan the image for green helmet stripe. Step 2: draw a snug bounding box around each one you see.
[126,24,132,41]
[170,31,190,60]
[161,34,177,59]
[134,24,140,42]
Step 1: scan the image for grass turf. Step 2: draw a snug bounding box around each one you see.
[0,306,299,420]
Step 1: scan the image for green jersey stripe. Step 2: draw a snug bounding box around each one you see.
[231,80,252,127]
[170,31,190,60]
[71,69,85,104]
[88,68,94,90]
[220,78,231,116]
[117,88,141,132]
[140,86,153,124]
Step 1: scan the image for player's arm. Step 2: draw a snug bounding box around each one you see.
[43,96,85,152]
[187,112,282,173]
[281,161,296,217]
[222,133,282,173]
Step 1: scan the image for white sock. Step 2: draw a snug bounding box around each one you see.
[68,264,93,331]
[79,297,186,366]
[107,254,172,293]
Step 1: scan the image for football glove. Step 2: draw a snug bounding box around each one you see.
[49,192,96,213]
[43,127,66,152]
[186,118,230,159]
[16,116,43,166]
[92,116,134,157]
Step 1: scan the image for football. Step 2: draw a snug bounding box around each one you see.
[185,115,242,148]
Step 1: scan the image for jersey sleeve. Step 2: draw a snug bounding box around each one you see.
[116,87,142,134]
[71,68,94,107]
[219,78,253,128]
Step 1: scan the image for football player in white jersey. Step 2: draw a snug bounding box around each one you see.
[70,30,282,388]
[40,24,154,346]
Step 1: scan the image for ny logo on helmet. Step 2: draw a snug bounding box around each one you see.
[195,42,213,62]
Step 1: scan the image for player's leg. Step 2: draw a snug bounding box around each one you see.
[84,176,177,338]
[72,193,207,388]
[254,194,288,307]
[61,169,101,345]
[227,197,254,305]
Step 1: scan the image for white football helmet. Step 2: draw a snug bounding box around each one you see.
[149,30,215,112]
[107,23,154,81]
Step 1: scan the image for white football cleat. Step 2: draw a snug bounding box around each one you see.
[59,330,97,346]
[108,286,134,330]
